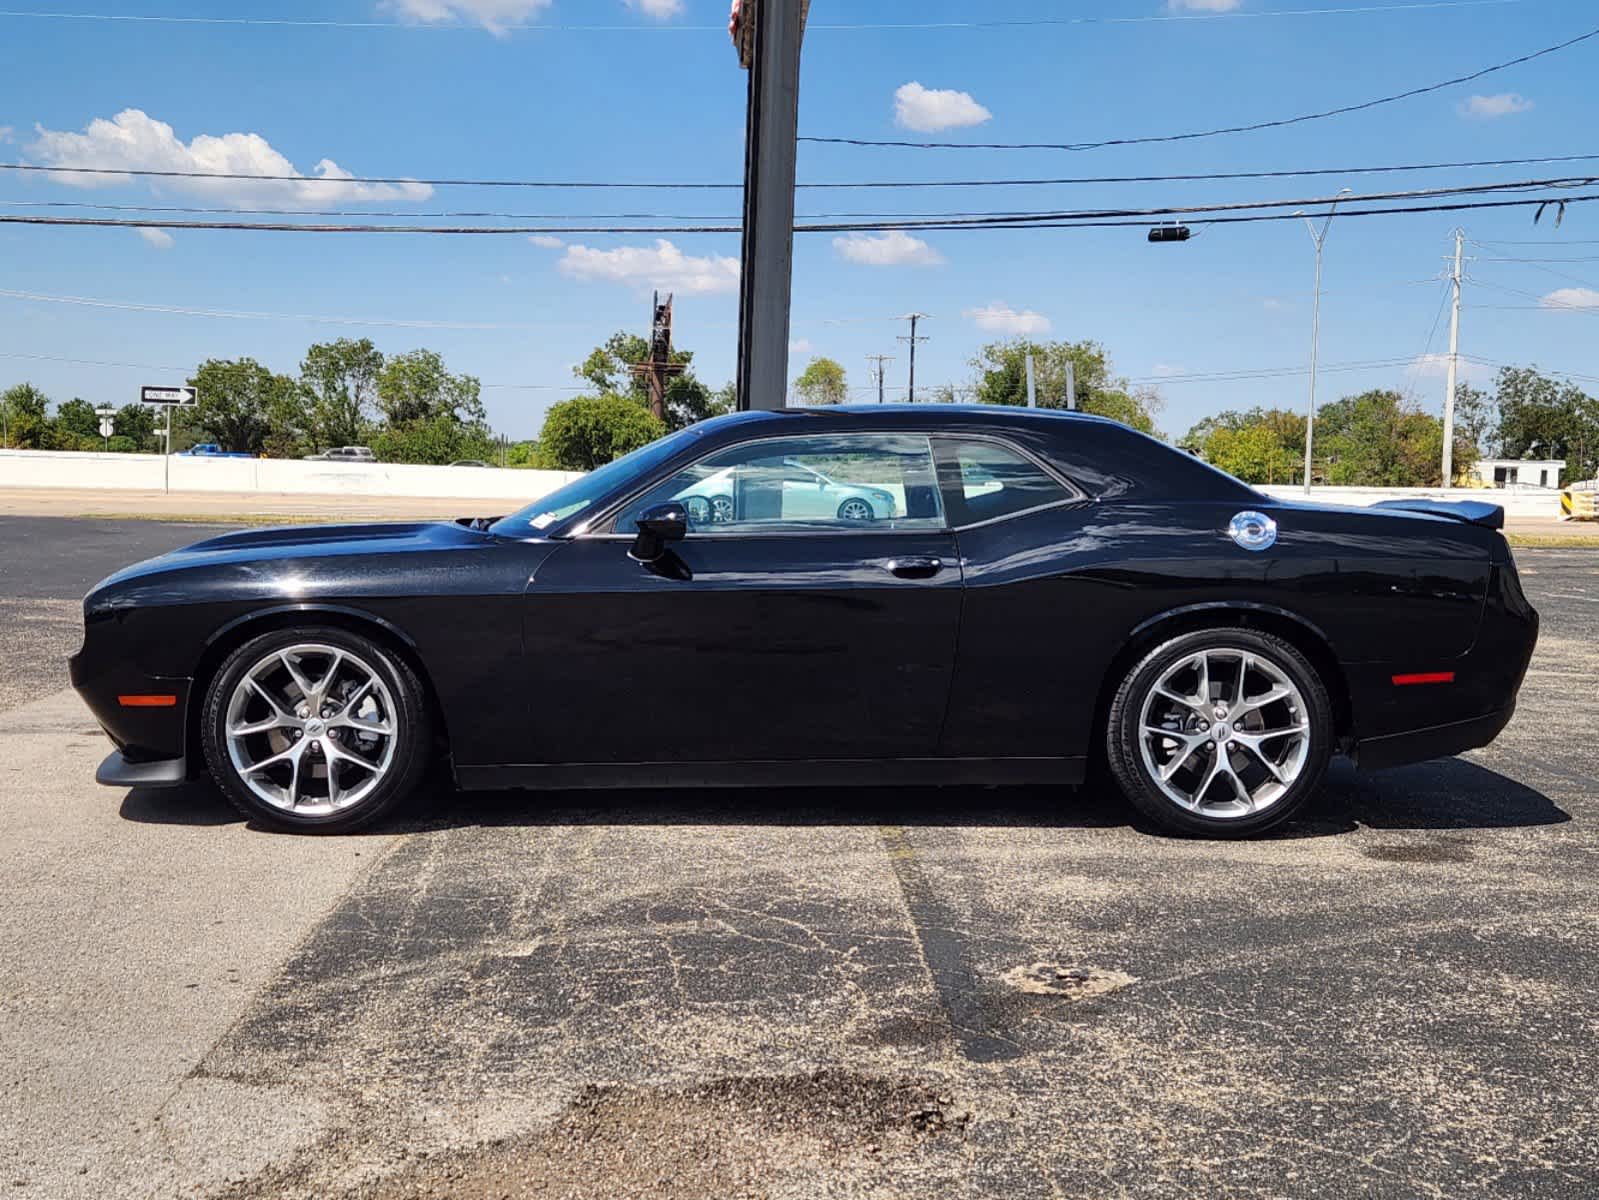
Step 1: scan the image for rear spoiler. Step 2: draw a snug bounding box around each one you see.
[1369,498,1505,530]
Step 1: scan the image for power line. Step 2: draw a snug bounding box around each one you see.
[0,1,1535,33]
[802,24,1599,151]
[6,180,1599,236]
[4,175,1588,224]
[8,153,1599,193]
[0,287,544,330]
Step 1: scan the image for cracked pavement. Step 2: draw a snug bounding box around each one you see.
[1,516,1596,1198]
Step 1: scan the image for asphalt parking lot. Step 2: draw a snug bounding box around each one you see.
[2,515,1596,1199]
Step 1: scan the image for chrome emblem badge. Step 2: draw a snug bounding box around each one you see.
[1228,510,1278,552]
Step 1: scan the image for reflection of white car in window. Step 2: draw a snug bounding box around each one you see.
[674,459,899,524]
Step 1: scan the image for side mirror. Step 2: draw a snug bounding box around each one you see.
[629,501,689,563]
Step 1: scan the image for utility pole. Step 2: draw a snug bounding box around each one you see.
[1025,353,1037,408]
[1442,228,1466,488]
[1064,359,1077,410]
[630,291,684,422]
[732,0,808,412]
[865,354,895,404]
[898,313,930,403]
[1296,188,1351,493]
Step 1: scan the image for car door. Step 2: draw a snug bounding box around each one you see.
[521,431,963,764]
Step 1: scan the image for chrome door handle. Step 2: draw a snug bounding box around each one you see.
[884,556,943,579]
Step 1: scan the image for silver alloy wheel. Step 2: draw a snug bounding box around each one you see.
[709,494,735,523]
[838,498,874,521]
[1137,646,1311,819]
[224,642,399,817]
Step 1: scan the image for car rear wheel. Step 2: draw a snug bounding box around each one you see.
[709,494,735,524]
[837,498,875,521]
[1106,629,1333,838]
[201,627,430,833]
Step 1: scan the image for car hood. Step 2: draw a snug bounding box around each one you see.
[87,520,501,596]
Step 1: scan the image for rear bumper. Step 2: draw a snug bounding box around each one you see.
[96,750,188,789]
[1353,705,1515,771]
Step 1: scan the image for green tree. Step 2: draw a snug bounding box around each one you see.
[302,338,384,449]
[372,414,499,465]
[111,403,160,453]
[793,357,848,406]
[1,384,51,448]
[1314,389,1446,487]
[52,398,101,449]
[1493,366,1599,484]
[186,359,297,455]
[969,338,1162,434]
[537,393,665,470]
[378,349,486,427]
[1182,407,1307,484]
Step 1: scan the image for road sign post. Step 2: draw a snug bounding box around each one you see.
[140,386,198,493]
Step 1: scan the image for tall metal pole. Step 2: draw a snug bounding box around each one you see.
[1064,359,1076,410]
[1442,228,1465,488]
[734,0,805,412]
[163,403,172,493]
[1298,188,1350,493]
[898,313,929,403]
[1025,353,1037,408]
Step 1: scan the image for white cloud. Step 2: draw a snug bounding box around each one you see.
[1167,0,1243,10]
[1410,352,1486,381]
[1150,363,1185,378]
[625,0,684,16]
[557,239,740,295]
[893,82,992,133]
[964,301,1051,335]
[1261,296,1289,311]
[790,338,814,354]
[0,126,13,143]
[136,227,174,250]
[1460,92,1534,119]
[833,230,945,267]
[1541,287,1599,310]
[386,0,551,33]
[528,234,564,248]
[26,109,432,208]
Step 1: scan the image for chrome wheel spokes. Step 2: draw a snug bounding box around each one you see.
[224,643,398,817]
[1137,647,1311,819]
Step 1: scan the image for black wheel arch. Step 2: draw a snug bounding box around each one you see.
[185,604,451,779]
[1090,603,1355,761]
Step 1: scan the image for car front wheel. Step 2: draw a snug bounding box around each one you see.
[837,498,875,521]
[201,627,430,833]
[1106,629,1333,838]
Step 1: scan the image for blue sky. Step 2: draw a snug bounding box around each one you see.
[2,0,1597,441]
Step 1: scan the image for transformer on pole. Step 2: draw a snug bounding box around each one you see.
[630,291,684,423]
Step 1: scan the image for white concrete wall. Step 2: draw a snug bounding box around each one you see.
[1259,484,1561,519]
[0,448,583,502]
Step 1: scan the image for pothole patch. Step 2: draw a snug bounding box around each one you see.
[1001,963,1138,999]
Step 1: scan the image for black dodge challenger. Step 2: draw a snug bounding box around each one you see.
[71,406,1538,837]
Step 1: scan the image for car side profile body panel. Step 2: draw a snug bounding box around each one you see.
[71,407,1536,797]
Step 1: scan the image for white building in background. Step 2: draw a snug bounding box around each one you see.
[1468,458,1566,489]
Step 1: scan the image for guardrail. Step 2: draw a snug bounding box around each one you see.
[1258,485,1560,519]
[0,448,582,502]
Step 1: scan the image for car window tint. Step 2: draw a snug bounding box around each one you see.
[616,434,945,535]
[937,438,1072,527]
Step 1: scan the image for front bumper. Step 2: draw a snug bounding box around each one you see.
[95,749,188,789]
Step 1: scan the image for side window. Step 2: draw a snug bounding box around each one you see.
[615,433,945,534]
[936,438,1074,527]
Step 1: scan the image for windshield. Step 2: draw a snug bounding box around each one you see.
[487,427,704,538]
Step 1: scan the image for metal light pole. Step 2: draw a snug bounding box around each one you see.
[1296,188,1350,493]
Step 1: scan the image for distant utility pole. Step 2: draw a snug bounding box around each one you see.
[630,291,684,422]
[1064,359,1077,410]
[898,313,930,403]
[1025,353,1037,407]
[865,353,895,404]
[1296,188,1352,493]
[1441,228,1466,488]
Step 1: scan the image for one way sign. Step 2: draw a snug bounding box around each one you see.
[141,386,198,407]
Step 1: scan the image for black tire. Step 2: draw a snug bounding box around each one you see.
[201,626,431,834]
[1106,628,1333,838]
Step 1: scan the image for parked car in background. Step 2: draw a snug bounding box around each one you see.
[674,457,898,524]
[304,446,376,463]
[178,444,254,459]
[449,460,492,469]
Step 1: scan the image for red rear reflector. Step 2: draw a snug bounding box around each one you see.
[118,694,178,708]
[1391,672,1455,687]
